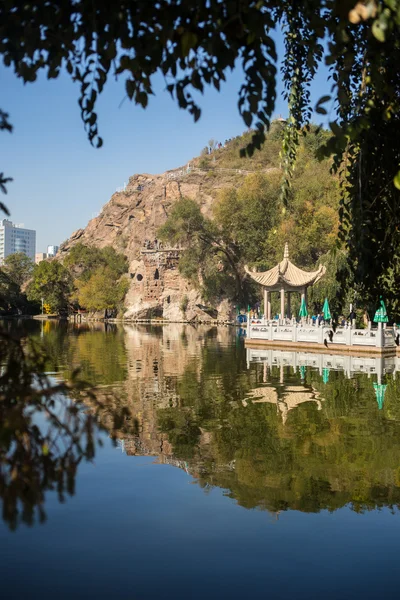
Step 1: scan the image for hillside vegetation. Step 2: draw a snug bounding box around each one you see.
[160,123,343,314]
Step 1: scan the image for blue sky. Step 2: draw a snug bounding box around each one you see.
[1,40,332,252]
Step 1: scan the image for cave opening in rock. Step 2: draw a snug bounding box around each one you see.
[136,273,143,281]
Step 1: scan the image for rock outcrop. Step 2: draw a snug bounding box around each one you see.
[59,163,272,321]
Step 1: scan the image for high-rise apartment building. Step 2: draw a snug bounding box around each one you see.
[47,245,59,257]
[0,219,36,264]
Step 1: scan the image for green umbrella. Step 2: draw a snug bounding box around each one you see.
[322,298,331,321]
[322,368,330,384]
[299,297,308,318]
[373,382,387,410]
[373,297,389,323]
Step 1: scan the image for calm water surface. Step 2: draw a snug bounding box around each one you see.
[1,321,400,599]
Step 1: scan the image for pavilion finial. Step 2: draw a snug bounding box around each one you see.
[284,243,289,259]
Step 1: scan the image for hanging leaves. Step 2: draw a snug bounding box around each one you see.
[0,0,400,306]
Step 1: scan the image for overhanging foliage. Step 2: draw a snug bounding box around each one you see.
[1,0,400,305]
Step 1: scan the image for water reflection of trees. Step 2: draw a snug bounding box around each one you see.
[3,320,400,529]
[0,320,131,530]
[62,322,400,515]
[153,343,400,515]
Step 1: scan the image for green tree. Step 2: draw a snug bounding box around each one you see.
[75,267,129,313]
[64,243,127,282]
[0,269,20,312]
[27,261,72,313]
[158,197,244,301]
[214,172,281,268]
[3,252,34,287]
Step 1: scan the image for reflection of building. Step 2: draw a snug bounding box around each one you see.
[100,325,400,514]
[246,382,322,425]
[120,324,214,456]
[247,347,398,412]
[0,219,36,264]
[247,347,396,383]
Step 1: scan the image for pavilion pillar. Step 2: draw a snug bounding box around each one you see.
[280,288,285,320]
[264,288,271,320]
[287,292,291,319]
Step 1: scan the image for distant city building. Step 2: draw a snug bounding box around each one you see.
[47,245,59,257]
[35,252,47,264]
[0,219,36,264]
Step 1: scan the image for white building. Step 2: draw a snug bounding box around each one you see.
[0,219,36,264]
[47,245,59,257]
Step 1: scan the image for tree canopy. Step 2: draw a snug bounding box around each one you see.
[75,267,129,313]
[0,253,36,314]
[1,0,400,305]
[64,243,128,281]
[27,260,73,313]
[2,252,34,288]
[20,244,129,315]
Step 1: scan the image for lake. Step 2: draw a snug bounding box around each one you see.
[1,320,400,599]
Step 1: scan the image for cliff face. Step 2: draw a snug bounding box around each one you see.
[59,165,251,321]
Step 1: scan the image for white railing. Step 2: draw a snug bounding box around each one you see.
[247,320,395,349]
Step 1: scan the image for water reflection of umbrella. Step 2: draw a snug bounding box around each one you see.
[322,368,330,384]
[299,297,308,318]
[374,297,389,323]
[300,365,306,381]
[322,298,331,321]
[373,382,387,410]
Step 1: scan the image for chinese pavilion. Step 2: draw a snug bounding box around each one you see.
[245,243,326,319]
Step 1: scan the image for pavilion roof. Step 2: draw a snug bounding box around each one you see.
[244,243,326,289]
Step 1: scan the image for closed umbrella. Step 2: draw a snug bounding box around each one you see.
[299,297,308,318]
[373,297,389,323]
[322,298,331,321]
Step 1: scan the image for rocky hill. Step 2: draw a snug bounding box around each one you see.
[59,140,280,321]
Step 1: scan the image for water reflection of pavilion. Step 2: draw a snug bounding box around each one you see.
[246,384,323,425]
[247,347,398,412]
[247,347,397,383]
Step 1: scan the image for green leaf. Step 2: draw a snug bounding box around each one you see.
[243,111,252,127]
[315,95,331,113]
[372,20,386,42]
[394,170,400,190]
[329,121,343,137]
[181,32,198,57]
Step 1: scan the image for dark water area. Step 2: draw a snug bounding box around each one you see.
[1,320,400,599]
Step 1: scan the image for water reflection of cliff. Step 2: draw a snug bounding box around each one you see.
[121,324,233,457]
[34,322,400,516]
[104,326,400,515]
